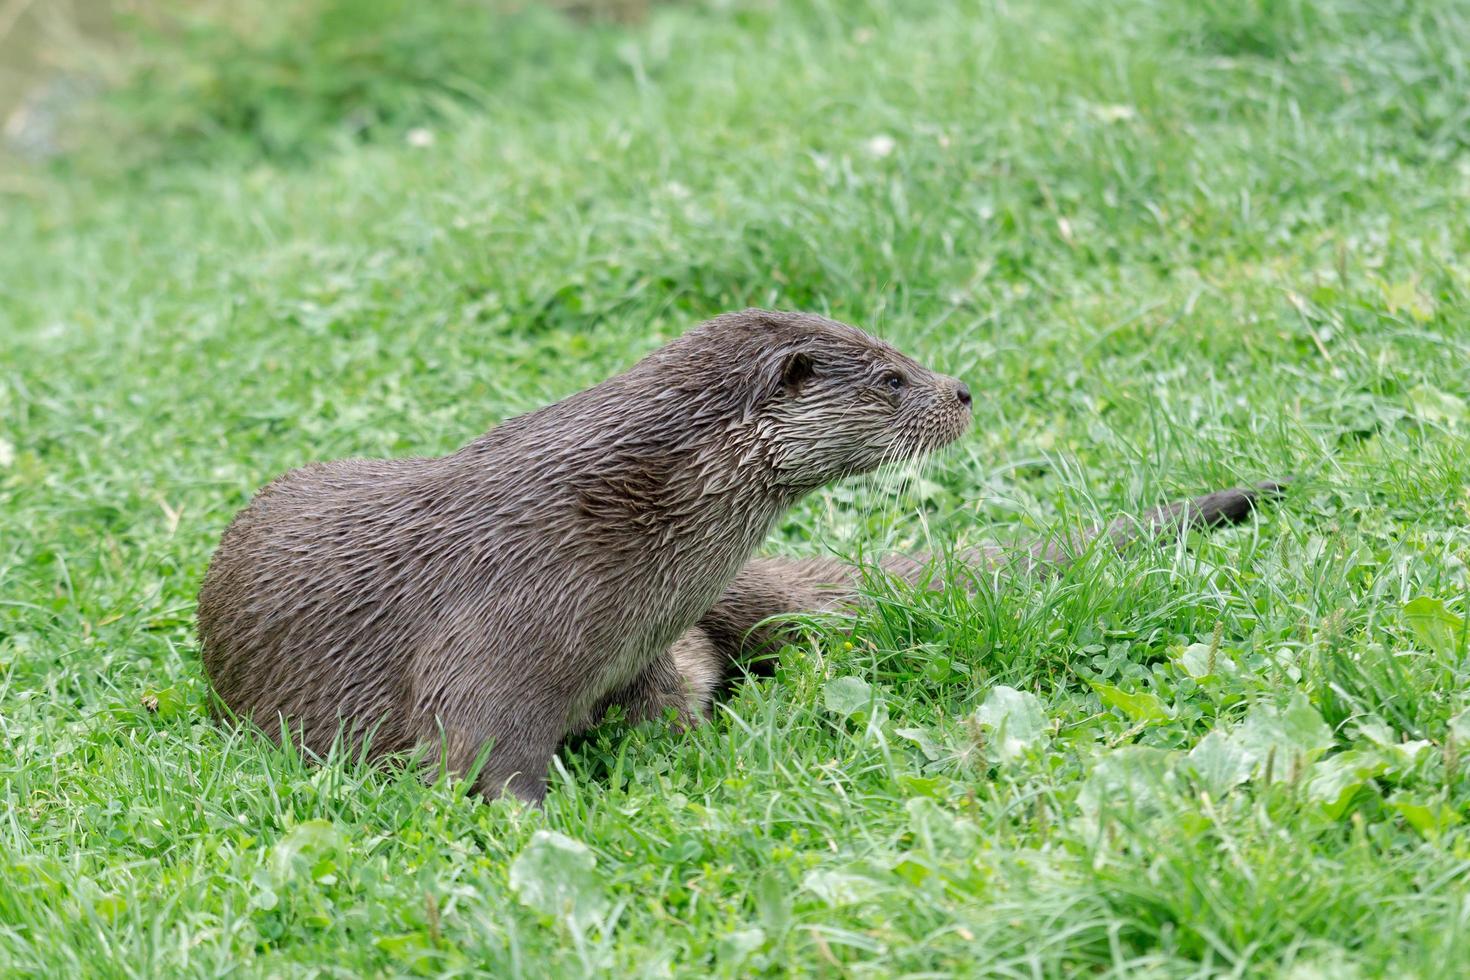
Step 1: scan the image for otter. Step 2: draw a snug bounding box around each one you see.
[197,309,974,801]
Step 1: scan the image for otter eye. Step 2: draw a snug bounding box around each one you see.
[882,372,906,392]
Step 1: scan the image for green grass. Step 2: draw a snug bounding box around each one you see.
[3,0,1469,974]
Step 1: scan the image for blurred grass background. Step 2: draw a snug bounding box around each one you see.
[1,0,660,171]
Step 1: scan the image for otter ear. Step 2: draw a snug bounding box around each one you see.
[779,351,815,394]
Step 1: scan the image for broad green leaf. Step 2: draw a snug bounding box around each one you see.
[249,869,278,911]
[1449,707,1470,743]
[717,928,766,967]
[824,676,876,718]
[1179,642,1224,678]
[374,933,454,976]
[1354,716,1398,749]
[1388,793,1463,838]
[269,819,346,881]
[509,831,607,931]
[1091,681,1171,723]
[1077,746,1175,832]
[1304,750,1386,820]
[1179,642,1239,679]
[975,685,1047,762]
[895,726,943,762]
[94,893,127,923]
[1383,279,1436,322]
[891,853,932,886]
[1233,693,1334,780]
[1354,716,1432,772]
[897,773,947,798]
[659,835,704,864]
[1408,383,1465,423]
[1403,597,1465,657]
[801,869,877,906]
[1186,730,1252,797]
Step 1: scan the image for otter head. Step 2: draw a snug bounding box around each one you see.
[654,309,972,496]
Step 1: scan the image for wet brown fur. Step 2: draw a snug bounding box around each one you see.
[197,309,973,801]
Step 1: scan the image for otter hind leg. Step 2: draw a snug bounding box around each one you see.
[668,627,724,719]
[573,628,724,736]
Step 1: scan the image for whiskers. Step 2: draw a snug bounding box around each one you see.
[858,438,954,560]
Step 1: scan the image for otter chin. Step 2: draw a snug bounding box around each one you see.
[197,309,971,802]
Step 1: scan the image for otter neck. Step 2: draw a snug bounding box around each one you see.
[579,420,794,547]
[457,383,808,551]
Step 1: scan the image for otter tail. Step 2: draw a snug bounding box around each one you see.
[699,480,1287,669]
[1019,479,1287,571]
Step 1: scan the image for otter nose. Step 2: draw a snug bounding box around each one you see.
[954,382,972,408]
